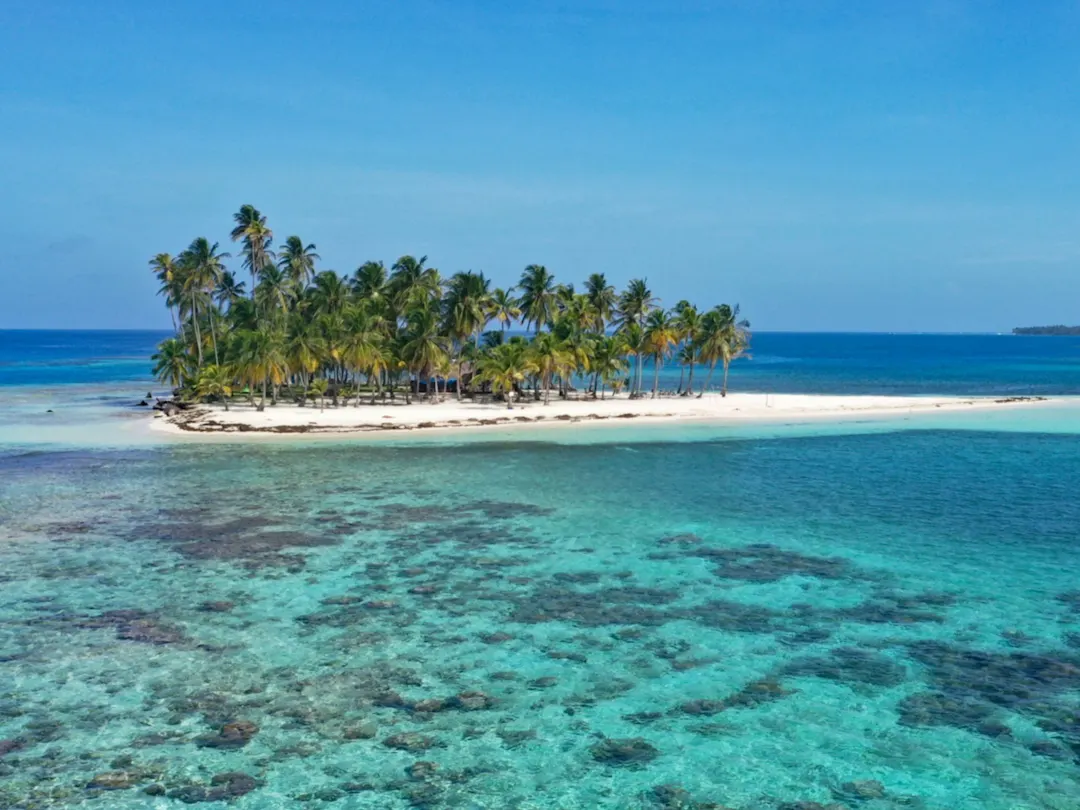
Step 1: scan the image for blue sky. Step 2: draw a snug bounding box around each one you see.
[1,1,1078,331]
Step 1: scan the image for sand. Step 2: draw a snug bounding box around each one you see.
[147,392,1052,438]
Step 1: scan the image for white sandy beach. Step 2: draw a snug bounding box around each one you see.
[147,392,1052,438]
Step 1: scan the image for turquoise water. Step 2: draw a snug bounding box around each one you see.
[1,333,1079,808]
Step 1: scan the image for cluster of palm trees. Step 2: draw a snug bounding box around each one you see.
[151,205,750,410]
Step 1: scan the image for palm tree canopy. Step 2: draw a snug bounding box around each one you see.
[278,236,319,289]
[518,264,558,333]
[617,278,657,329]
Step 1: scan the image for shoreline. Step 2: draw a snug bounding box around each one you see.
[147,392,1054,439]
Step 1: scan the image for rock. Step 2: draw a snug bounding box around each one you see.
[406,761,440,780]
[342,721,378,740]
[196,719,259,749]
[313,787,345,801]
[143,784,166,796]
[168,786,210,803]
[88,771,136,790]
[479,632,514,644]
[383,732,437,752]
[497,728,537,748]
[412,698,448,713]
[837,780,885,800]
[450,691,497,710]
[590,737,660,767]
[650,784,695,809]
[208,772,260,799]
[340,782,375,793]
[137,400,149,407]
[373,690,414,710]
[527,676,559,689]
[680,699,726,716]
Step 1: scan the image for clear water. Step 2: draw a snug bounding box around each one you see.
[1,332,1079,809]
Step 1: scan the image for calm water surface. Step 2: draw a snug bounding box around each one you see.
[0,331,1078,809]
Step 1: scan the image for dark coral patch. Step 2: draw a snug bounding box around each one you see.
[782,647,908,687]
[690,544,858,583]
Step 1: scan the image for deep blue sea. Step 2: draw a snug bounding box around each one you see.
[1,330,1079,809]
[3,329,1080,394]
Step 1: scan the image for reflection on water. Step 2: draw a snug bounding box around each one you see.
[1,432,1079,809]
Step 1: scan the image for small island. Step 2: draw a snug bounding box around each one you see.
[1012,325,1080,336]
[150,204,751,426]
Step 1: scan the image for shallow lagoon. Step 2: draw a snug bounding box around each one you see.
[2,418,1080,809]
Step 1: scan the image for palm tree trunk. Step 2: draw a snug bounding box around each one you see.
[191,297,204,368]
[722,361,730,397]
[258,377,267,411]
[300,373,309,407]
[635,353,643,397]
[678,366,685,394]
[209,310,220,366]
[544,371,551,405]
[698,360,718,398]
[371,374,380,405]
[652,354,660,398]
[686,360,695,396]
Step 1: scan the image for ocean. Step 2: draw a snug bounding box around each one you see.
[0,330,1079,809]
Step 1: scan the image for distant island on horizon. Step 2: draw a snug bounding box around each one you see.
[1012,325,1080,336]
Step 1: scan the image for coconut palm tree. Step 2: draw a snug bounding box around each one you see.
[352,261,390,306]
[149,253,182,333]
[518,264,558,333]
[309,271,351,317]
[235,327,287,411]
[620,321,648,397]
[230,205,274,297]
[390,255,440,311]
[255,265,295,320]
[528,332,571,405]
[445,271,492,399]
[617,278,657,396]
[195,364,234,410]
[644,309,679,398]
[476,342,536,409]
[286,314,325,405]
[400,304,448,401]
[490,287,521,334]
[697,304,750,396]
[309,377,329,412]
[278,236,319,290]
[674,300,703,395]
[152,337,191,391]
[585,273,617,332]
[215,270,247,313]
[342,305,387,405]
[591,335,628,399]
[178,237,230,368]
